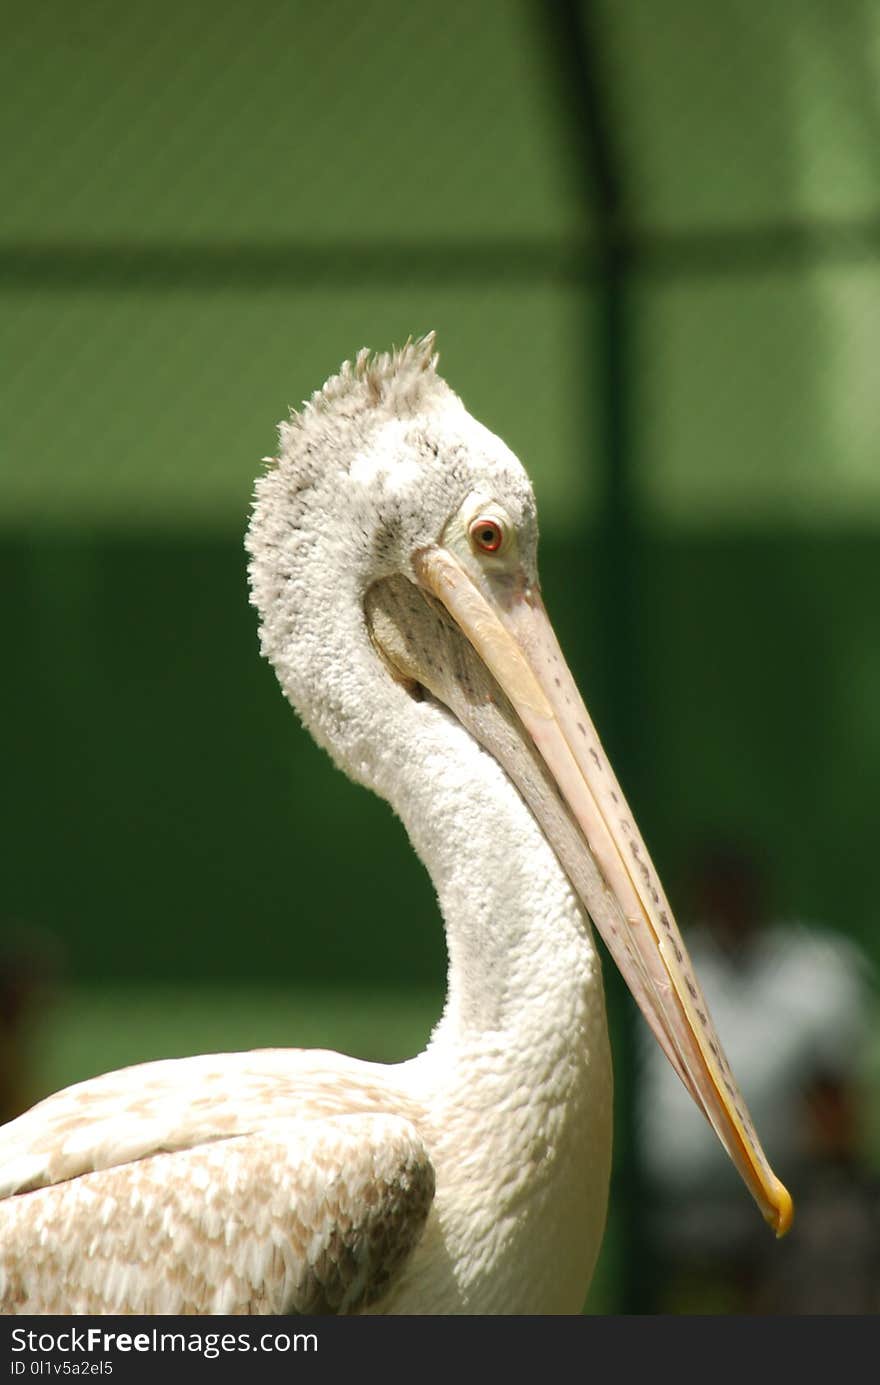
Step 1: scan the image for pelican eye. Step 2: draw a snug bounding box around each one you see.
[469,516,505,554]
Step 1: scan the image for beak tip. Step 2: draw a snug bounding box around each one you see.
[768,1179,794,1238]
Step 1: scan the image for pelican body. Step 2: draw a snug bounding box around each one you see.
[0,339,791,1314]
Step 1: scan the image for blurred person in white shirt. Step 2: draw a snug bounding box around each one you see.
[637,843,874,1311]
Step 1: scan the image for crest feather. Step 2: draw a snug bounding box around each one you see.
[285,333,447,441]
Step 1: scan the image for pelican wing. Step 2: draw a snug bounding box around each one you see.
[0,1052,434,1314]
[0,1115,434,1314]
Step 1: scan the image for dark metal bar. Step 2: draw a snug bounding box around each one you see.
[1,216,879,291]
[637,216,880,276]
[0,239,582,292]
[536,0,649,1314]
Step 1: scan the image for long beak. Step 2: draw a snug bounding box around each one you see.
[412,544,793,1238]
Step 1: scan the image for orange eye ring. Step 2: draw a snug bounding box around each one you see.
[469,516,504,554]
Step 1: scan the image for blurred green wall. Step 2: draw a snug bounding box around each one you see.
[4,527,879,983]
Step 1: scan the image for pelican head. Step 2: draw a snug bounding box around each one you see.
[246,333,792,1241]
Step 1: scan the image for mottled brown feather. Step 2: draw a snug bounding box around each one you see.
[0,1113,434,1315]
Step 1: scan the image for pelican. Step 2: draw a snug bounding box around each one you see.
[0,336,791,1314]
